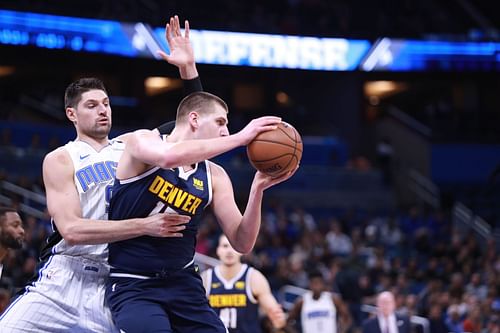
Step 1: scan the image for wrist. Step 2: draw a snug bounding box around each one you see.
[179,63,198,80]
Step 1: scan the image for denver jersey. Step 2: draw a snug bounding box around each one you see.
[301,291,337,333]
[205,264,260,333]
[40,139,124,262]
[108,160,212,273]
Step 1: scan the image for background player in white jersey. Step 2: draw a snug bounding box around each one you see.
[0,16,197,332]
[201,234,286,333]
[287,270,352,333]
[0,207,25,280]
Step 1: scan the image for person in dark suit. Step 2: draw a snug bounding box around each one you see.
[362,291,411,333]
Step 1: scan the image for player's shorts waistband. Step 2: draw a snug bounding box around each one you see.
[48,254,110,276]
[109,259,196,279]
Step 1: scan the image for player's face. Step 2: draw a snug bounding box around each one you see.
[216,236,242,266]
[0,212,24,249]
[195,105,229,140]
[73,90,112,139]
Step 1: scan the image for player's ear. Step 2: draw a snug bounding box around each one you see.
[188,111,199,130]
[66,107,77,124]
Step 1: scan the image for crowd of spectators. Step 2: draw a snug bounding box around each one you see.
[2,180,499,332]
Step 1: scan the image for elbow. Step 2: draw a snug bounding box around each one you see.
[234,243,254,255]
[159,150,184,169]
[58,223,82,246]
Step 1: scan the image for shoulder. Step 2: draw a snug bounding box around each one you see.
[207,161,227,177]
[200,268,213,280]
[43,146,71,166]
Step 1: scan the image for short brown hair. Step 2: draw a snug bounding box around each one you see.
[64,77,107,109]
[176,92,228,123]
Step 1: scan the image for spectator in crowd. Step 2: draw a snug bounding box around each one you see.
[362,291,411,333]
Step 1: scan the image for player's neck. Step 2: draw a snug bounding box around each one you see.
[220,262,243,279]
[76,134,109,151]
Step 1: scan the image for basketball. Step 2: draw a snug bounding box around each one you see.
[247,121,303,177]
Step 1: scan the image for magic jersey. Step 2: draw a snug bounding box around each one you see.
[40,139,124,262]
[108,160,212,273]
[301,291,337,333]
[205,264,260,333]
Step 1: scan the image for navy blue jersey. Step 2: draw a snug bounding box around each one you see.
[108,161,212,273]
[206,264,261,333]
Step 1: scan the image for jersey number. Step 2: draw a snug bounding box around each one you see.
[219,308,237,329]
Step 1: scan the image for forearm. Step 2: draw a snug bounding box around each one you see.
[232,184,264,253]
[57,218,145,245]
[159,135,244,168]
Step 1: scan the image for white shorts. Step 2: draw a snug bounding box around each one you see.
[0,254,119,332]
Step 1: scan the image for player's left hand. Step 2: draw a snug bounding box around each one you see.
[157,15,195,69]
[268,306,287,329]
[253,164,299,191]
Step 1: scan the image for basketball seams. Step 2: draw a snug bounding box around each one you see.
[246,121,302,177]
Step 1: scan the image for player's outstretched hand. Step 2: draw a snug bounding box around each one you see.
[253,164,299,191]
[236,116,282,145]
[157,15,195,69]
[143,212,190,237]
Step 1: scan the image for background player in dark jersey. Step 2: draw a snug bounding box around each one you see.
[201,234,286,333]
[105,91,297,332]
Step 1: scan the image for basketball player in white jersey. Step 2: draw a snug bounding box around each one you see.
[287,271,351,333]
[0,16,197,332]
[0,207,25,279]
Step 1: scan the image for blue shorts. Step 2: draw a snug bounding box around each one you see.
[105,266,227,333]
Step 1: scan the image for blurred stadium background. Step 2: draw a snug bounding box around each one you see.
[0,1,499,332]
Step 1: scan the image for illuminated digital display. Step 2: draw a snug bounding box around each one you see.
[1,10,498,72]
[361,38,500,71]
[153,28,371,71]
[0,9,370,71]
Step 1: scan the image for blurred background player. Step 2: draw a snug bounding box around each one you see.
[201,234,286,333]
[0,15,198,332]
[105,91,297,332]
[287,270,352,333]
[0,207,24,279]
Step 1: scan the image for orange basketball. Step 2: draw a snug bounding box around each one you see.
[246,121,303,177]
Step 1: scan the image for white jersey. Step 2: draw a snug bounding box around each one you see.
[301,291,337,333]
[0,139,123,333]
[50,139,125,261]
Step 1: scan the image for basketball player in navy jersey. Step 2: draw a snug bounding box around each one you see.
[201,234,286,333]
[0,16,200,332]
[105,91,297,332]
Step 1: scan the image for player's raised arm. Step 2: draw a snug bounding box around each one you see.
[43,148,190,245]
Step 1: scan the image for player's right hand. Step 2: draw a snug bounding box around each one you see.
[143,213,190,237]
[237,116,282,145]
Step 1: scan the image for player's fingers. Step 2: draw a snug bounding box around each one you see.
[157,50,170,62]
[165,23,173,44]
[174,15,181,36]
[166,232,183,237]
[163,213,190,223]
[184,20,190,38]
